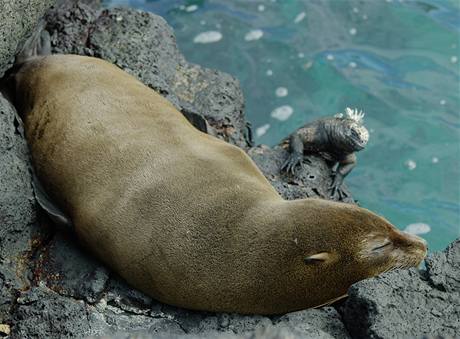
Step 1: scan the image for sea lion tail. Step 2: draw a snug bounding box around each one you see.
[16,20,51,64]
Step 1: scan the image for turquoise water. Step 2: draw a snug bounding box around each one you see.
[105,0,460,251]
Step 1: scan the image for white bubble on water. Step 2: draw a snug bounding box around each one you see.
[362,14,368,20]
[405,159,417,170]
[275,87,288,97]
[404,223,431,235]
[258,4,265,12]
[255,124,270,137]
[185,5,198,12]
[303,61,313,70]
[440,99,446,105]
[200,20,206,25]
[326,54,334,61]
[431,157,439,164]
[244,29,264,41]
[266,69,273,76]
[451,56,458,64]
[349,62,357,68]
[353,7,359,13]
[349,27,357,35]
[294,12,306,23]
[193,31,223,44]
[298,52,305,58]
[271,105,294,121]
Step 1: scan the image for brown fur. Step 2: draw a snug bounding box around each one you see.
[13,55,427,314]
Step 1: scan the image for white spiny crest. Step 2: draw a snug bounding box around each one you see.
[345,107,365,123]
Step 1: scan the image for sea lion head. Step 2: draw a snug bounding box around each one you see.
[279,200,428,309]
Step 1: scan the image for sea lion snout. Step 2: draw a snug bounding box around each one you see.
[394,230,428,265]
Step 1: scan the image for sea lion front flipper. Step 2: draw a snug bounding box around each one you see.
[181,108,209,133]
[32,173,73,231]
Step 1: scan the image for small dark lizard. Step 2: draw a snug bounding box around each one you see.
[282,108,369,199]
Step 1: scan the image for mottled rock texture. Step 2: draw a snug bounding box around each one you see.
[340,239,460,338]
[0,0,56,77]
[0,1,458,338]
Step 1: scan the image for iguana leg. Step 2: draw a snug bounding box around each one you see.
[330,153,356,198]
[282,134,306,174]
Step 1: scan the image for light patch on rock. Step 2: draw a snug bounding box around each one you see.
[294,11,306,23]
[0,325,11,336]
[256,124,270,137]
[245,29,264,41]
[193,31,222,44]
[404,223,431,235]
[275,87,288,97]
[271,105,293,121]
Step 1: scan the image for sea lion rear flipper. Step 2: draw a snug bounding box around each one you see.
[32,173,73,231]
[16,21,51,64]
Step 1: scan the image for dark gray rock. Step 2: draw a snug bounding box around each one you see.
[275,308,350,339]
[12,285,102,338]
[339,238,460,338]
[425,238,460,293]
[0,0,56,77]
[0,93,45,324]
[33,231,110,304]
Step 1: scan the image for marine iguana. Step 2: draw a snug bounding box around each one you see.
[282,108,369,199]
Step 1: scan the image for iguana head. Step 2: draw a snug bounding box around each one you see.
[334,107,369,151]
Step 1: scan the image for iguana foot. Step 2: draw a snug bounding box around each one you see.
[329,172,348,200]
[282,152,304,174]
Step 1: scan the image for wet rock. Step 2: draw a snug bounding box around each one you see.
[0,0,56,77]
[339,238,460,338]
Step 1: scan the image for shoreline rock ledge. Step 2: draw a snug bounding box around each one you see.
[0,1,458,338]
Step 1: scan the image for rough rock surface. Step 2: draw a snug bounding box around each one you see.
[0,1,458,338]
[340,239,460,338]
[0,0,57,77]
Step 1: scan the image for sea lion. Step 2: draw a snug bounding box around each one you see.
[9,54,427,315]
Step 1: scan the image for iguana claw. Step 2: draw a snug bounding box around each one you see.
[282,153,303,174]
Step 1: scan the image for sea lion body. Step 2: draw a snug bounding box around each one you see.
[12,55,427,314]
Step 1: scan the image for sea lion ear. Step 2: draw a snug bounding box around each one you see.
[304,252,330,264]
